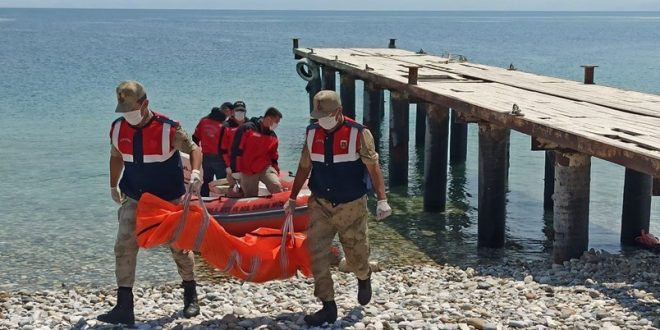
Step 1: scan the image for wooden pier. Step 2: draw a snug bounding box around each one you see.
[293,41,660,263]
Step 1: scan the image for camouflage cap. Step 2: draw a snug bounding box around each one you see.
[115,80,147,113]
[311,90,341,119]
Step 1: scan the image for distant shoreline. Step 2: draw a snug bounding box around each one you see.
[1,8,660,13]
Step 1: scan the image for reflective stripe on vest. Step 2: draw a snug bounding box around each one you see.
[111,117,175,163]
[306,124,360,163]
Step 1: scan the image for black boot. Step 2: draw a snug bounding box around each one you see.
[97,287,135,326]
[182,280,200,318]
[304,300,337,326]
[358,277,372,305]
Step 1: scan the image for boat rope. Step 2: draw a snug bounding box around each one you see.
[279,213,296,278]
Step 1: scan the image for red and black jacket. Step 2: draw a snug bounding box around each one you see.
[192,116,224,156]
[230,118,279,176]
[219,117,243,166]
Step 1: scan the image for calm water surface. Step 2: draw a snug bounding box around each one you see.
[1,9,660,289]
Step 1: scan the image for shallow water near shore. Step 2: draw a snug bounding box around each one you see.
[1,9,660,290]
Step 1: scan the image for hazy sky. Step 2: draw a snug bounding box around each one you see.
[1,0,660,11]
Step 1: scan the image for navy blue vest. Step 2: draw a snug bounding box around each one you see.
[115,116,186,201]
[307,120,370,204]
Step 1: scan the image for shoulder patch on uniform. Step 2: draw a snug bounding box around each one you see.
[154,115,179,127]
[344,120,364,130]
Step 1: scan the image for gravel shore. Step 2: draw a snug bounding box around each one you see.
[2,249,659,330]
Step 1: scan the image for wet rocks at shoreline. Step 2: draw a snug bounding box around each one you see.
[2,249,659,329]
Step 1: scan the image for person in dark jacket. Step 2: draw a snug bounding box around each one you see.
[222,101,249,187]
[193,107,227,196]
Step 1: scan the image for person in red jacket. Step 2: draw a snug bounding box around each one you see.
[230,107,283,197]
[221,100,249,186]
[192,107,227,196]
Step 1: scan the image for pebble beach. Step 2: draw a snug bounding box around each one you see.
[2,249,659,330]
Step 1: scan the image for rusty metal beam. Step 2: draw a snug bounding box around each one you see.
[453,110,480,124]
[531,137,560,151]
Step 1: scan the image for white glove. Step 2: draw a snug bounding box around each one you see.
[376,199,392,220]
[283,198,296,217]
[111,186,125,205]
[190,169,202,194]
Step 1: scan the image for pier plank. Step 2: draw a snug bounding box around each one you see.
[294,47,660,177]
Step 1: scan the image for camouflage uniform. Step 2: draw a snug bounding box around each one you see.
[299,128,378,301]
[111,112,197,287]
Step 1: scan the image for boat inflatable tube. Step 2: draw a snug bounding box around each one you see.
[136,190,312,283]
[206,173,311,236]
[296,58,319,82]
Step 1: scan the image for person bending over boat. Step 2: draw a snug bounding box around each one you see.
[221,100,249,187]
[229,107,283,197]
[284,90,392,326]
[192,106,227,196]
[100,81,204,326]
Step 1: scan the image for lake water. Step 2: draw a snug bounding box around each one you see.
[1,9,660,290]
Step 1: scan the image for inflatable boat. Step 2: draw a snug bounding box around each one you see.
[181,154,310,236]
[204,174,310,236]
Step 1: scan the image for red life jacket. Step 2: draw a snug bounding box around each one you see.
[306,117,369,204]
[193,117,224,155]
[110,112,185,201]
[234,121,279,176]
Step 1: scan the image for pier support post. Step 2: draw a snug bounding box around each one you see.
[306,62,322,114]
[292,38,301,59]
[581,65,598,85]
[621,168,652,245]
[424,104,450,212]
[363,81,384,126]
[544,151,555,211]
[553,151,591,264]
[388,38,397,49]
[416,103,427,147]
[322,66,336,91]
[478,123,509,248]
[450,109,468,165]
[363,81,384,152]
[340,72,356,119]
[389,91,409,186]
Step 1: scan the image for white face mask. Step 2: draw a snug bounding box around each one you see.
[318,115,338,130]
[123,109,144,126]
[270,123,278,131]
[235,111,246,121]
